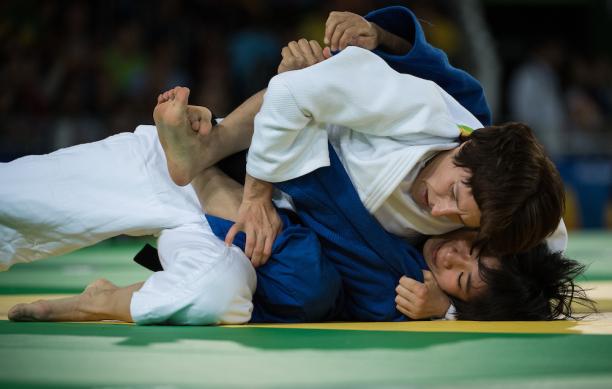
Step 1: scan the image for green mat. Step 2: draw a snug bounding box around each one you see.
[1,231,611,388]
[1,321,611,388]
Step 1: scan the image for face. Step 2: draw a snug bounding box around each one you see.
[411,145,481,227]
[422,230,499,302]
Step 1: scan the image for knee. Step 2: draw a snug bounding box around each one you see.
[170,249,257,325]
[131,247,257,326]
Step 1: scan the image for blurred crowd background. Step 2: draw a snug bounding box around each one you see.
[1,0,611,230]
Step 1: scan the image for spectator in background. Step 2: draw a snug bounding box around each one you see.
[102,22,148,97]
[508,39,567,160]
[565,54,612,155]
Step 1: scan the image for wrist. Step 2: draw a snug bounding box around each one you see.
[437,299,452,318]
[370,22,382,48]
[244,174,274,201]
[369,22,412,55]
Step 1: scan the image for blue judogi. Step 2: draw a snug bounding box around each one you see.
[207,146,427,323]
[365,6,492,126]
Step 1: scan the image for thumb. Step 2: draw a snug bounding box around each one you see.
[422,270,434,282]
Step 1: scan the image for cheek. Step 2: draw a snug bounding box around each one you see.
[432,174,451,192]
[433,270,457,296]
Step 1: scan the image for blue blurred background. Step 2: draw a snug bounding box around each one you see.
[1,0,611,231]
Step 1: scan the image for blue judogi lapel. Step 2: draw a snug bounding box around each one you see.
[276,144,427,321]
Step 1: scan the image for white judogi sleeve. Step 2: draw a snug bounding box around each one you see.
[247,46,460,183]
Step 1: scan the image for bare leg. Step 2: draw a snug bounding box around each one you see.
[191,167,244,221]
[154,87,264,186]
[8,279,143,323]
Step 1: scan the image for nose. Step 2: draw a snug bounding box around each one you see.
[438,240,471,269]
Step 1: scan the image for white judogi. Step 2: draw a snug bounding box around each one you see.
[248,47,568,252]
[0,125,256,325]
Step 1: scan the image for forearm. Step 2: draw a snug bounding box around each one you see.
[372,22,412,55]
[192,166,243,221]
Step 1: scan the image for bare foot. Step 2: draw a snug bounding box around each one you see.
[8,300,53,321]
[8,282,107,322]
[7,297,89,322]
[154,86,214,186]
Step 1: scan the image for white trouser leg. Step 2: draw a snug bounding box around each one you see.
[130,221,256,325]
[0,125,202,270]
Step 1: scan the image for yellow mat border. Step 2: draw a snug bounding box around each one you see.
[1,295,611,335]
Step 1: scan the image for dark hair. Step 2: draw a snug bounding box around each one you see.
[453,244,596,321]
[454,122,565,256]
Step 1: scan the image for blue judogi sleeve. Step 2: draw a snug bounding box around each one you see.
[365,6,492,126]
[276,145,428,322]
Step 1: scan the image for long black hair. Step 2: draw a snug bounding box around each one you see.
[453,244,596,321]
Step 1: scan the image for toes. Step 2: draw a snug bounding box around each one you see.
[190,119,200,132]
[158,87,189,105]
[159,89,174,102]
[8,302,50,321]
[174,87,190,105]
[7,304,24,321]
[198,121,213,136]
